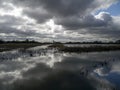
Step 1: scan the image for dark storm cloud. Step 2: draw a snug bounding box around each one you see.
[0,0,119,41]
[11,0,117,30]
[11,0,105,25]
[54,12,113,30]
[12,0,94,16]
[0,15,33,36]
[11,0,118,21]
[23,8,52,23]
[54,11,120,40]
[36,0,94,17]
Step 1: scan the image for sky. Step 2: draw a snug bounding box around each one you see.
[0,0,120,42]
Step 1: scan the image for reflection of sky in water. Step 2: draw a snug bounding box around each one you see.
[94,61,120,89]
[0,45,120,90]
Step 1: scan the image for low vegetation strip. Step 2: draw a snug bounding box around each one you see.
[0,43,43,52]
[48,44,120,52]
[0,43,120,52]
[60,45,120,53]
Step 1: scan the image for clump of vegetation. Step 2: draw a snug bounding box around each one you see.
[48,43,65,49]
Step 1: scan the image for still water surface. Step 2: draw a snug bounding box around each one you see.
[0,45,120,90]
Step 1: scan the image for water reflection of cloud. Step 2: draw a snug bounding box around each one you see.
[94,67,111,76]
[111,62,120,73]
[0,46,120,90]
[54,56,99,71]
[45,53,64,68]
[93,61,120,77]
[22,63,52,79]
[12,71,96,90]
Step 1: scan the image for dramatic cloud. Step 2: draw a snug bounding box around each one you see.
[23,7,52,23]
[54,13,111,30]
[0,0,119,41]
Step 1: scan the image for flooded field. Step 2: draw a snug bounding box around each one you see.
[0,44,120,90]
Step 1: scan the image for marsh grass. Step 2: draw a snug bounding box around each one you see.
[0,43,43,52]
[60,45,120,53]
[48,44,120,53]
[48,44,64,48]
[0,43,120,53]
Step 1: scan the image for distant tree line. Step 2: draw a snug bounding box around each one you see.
[0,39,39,44]
[0,39,120,44]
[64,40,120,44]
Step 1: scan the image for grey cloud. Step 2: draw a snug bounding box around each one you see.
[0,26,35,36]
[22,63,52,79]
[0,15,29,35]
[54,13,112,30]
[38,0,94,17]
[0,0,119,41]
[23,8,52,23]
[0,15,46,37]
[12,0,94,16]
[0,15,25,26]
[10,0,118,22]
[11,0,118,28]
[10,0,100,24]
